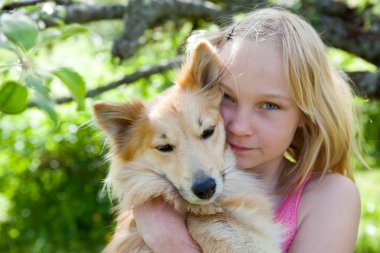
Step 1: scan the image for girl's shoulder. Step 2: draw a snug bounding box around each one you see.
[303,173,359,204]
[290,173,360,252]
[299,173,360,218]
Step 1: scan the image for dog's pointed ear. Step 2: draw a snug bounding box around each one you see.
[93,100,145,142]
[177,40,221,91]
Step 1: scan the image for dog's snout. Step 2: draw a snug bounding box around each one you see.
[191,177,216,200]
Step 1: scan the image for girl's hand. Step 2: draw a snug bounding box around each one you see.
[133,197,201,253]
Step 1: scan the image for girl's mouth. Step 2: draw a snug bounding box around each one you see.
[229,143,253,153]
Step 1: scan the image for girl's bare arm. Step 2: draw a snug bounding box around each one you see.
[133,197,201,253]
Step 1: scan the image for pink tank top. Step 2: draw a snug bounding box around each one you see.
[275,177,311,252]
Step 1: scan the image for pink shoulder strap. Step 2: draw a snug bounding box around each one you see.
[275,176,311,252]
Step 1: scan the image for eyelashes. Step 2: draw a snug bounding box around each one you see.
[155,126,217,153]
[201,126,215,140]
[155,144,174,152]
[262,102,279,110]
[222,92,280,110]
[222,92,237,104]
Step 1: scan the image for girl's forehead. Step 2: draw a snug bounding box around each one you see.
[219,37,281,58]
[219,38,288,92]
[219,39,283,75]
[220,39,285,76]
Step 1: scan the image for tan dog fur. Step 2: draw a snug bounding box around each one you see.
[93,40,282,253]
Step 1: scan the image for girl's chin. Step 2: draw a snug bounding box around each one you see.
[235,156,259,170]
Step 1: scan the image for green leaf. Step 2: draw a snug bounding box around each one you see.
[40,28,62,46]
[0,13,39,51]
[25,74,49,95]
[0,40,18,54]
[40,25,87,46]
[61,24,88,40]
[0,81,28,114]
[25,74,58,124]
[52,67,86,110]
[33,91,58,125]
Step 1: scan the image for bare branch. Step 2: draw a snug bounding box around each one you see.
[1,0,72,10]
[2,0,49,10]
[26,56,379,109]
[27,55,184,108]
[5,0,379,100]
[319,15,380,66]
[301,0,380,66]
[112,0,224,60]
[37,0,380,66]
[42,3,127,27]
[348,71,380,99]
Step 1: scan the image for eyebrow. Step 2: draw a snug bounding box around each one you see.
[220,82,237,96]
[261,93,292,101]
[221,82,292,102]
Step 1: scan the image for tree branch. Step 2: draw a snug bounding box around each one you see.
[38,0,380,66]
[2,0,49,10]
[1,0,72,10]
[5,0,379,99]
[26,56,379,109]
[27,55,184,108]
[348,71,380,99]
[42,3,127,27]
[7,0,376,66]
[301,0,380,66]
[111,0,224,60]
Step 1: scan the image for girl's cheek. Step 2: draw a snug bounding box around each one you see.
[220,104,233,125]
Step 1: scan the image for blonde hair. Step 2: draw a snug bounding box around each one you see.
[189,7,364,193]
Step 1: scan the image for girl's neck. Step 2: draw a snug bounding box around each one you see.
[249,157,289,195]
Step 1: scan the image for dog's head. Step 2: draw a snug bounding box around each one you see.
[93,41,228,206]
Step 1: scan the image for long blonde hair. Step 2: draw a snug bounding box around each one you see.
[189,7,364,193]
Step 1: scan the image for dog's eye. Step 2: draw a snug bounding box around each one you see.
[155,144,174,152]
[201,127,215,140]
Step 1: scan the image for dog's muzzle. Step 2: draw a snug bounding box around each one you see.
[191,177,216,200]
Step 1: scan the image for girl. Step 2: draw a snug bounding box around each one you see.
[133,7,362,253]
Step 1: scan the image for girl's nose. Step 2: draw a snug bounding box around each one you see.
[227,108,254,136]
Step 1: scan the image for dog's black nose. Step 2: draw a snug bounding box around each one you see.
[192,177,216,200]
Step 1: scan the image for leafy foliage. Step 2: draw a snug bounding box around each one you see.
[0,109,113,253]
[355,171,380,253]
[0,7,190,252]
[0,13,38,51]
[0,81,28,114]
[0,13,88,123]
[360,101,380,168]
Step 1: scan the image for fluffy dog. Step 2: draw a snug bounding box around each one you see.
[93,40,282,253]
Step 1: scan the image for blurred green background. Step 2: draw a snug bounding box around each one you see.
[0,0,379,252]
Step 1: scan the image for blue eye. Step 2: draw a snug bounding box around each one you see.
[223,93,236,103]
[264,103,278,110]
[223,93,232,100]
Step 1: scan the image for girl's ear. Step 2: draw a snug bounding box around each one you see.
[176,40,222,91]
[92,100,145,141]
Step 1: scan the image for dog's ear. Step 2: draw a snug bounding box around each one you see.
[177,40,221,91]
[92,100,145,144]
